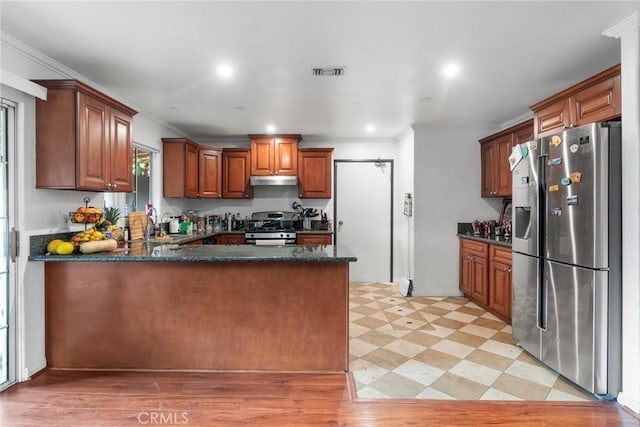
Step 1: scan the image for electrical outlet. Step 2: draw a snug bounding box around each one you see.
[62,213,70,230]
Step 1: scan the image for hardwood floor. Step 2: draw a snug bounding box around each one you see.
[1,370,638,426]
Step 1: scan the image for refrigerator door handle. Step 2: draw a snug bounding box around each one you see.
[537,279,546,331]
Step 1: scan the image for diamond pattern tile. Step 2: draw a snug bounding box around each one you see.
[349,282,595,401]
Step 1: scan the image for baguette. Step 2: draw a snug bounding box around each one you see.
[79,239,118,254]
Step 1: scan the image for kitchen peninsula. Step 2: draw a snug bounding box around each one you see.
[30,244,356,373]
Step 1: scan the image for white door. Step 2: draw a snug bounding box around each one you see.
[335,160,392,283]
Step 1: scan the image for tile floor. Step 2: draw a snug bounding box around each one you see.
[349,282,594,401]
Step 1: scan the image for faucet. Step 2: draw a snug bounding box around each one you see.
[146,206,158,239]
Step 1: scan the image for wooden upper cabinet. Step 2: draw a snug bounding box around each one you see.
[572,74,621,126]
[480,134,512,197]
[198,148,222,199]
[531,64,621,138]
[480,142,497,197]
[249,134,300,176]
[33,79,137,191]
[250,137,274,176]
[534,98,570,137]
[110,108,134,191]
[479,119,533,198]
[513,120,535,146]
[162,138,221,199]
[298,148,333,199]
[184,142,199,198]
[495,135,513,196]
[274,138,298,175]
[222,149,252,199]
[77,92,110,190]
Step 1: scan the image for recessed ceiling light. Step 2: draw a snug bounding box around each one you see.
[216,63,234,80]
[266,124,276,133]
[365,124,376,133]
[442,62,460,78]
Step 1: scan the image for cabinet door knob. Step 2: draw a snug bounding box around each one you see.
[112,183,117,189]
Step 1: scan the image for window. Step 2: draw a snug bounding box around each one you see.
[104,145,155,224]
[126,147,152,213]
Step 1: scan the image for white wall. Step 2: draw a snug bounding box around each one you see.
[605,12,640,415]
[1,33,186,379]
[412,124,502,296]
[395,128,414,283]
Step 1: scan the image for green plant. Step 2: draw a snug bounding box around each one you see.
[103,206,121,224]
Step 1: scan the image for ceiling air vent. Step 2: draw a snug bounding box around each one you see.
[312,67,345,76]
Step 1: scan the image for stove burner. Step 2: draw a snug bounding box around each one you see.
[246,211,299,244]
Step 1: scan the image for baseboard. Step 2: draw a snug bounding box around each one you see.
[617,391,640,415]
[23,358,47,381]
[398,277,413,296]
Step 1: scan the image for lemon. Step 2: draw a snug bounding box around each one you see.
[55,242,75,255]
[46,239,64,254]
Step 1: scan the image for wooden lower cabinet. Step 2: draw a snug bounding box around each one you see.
[459,237,512,323]
[459,239,488,305]
[216,234,246,245]
[297,234,332,245]
[44,261,348,372]
[182,239,203,246]
[488,245,512,320]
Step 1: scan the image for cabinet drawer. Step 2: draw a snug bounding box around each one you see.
[490,245,512,265]
[297,234,332,245]
[459,238,488,258]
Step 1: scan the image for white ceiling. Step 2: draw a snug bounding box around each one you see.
[1,1,638,141]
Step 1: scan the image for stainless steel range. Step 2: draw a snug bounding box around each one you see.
[244,211,298,245]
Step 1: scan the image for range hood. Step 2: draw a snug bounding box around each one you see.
[250,175,298,186]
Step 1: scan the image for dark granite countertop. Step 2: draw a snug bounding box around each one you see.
[29,242,357,263]
[457,233,512,248]
[296,230,334,234]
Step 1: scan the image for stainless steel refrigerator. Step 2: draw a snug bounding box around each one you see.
[511,121,622,399]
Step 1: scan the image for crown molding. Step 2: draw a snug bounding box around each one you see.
[499,110,534,130]
[603,12,639,39]
[0,31,189,138]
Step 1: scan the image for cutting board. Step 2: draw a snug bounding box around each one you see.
[128,212,147,240]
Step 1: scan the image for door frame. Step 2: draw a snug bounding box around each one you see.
[333,159,394,282]
[0,98,18,390]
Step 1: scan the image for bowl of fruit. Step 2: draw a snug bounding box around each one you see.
[70,206,103,223]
